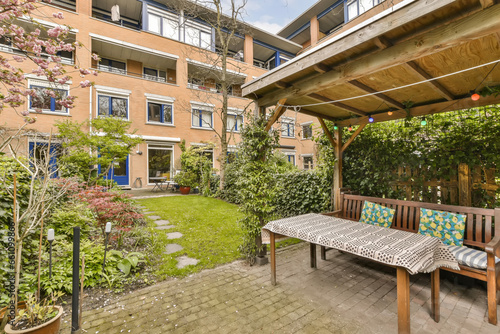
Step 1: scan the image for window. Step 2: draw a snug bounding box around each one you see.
[98,58,126,75]
[192,109,213,128]
[286,154,295,165]
[281,120,295,138]
[148,102,173,124]
[148,145,173,184]
[346,0,384,21]
[144,68,167,82]
[148,13,161,34]
[29,141,61,178]
[98,95,127,118]
[184,21,212,49]
[302,123,313,139]
[227,151,238,164]
[163,17,179,39]
[227,114,243,132]
[303,156,314,170]
[30,86,68,113]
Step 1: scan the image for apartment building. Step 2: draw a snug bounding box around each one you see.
[1,0,332,189]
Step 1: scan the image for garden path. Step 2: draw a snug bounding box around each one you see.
[60,242,500,333]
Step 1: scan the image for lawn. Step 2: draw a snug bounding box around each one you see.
[136,196,245,278]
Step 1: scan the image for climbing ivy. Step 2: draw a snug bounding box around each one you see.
[316,106,500,207]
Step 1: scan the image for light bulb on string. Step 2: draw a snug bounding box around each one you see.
[368,116,374,123]
[333,125,338,130]
[388,110,393,116]
[421,119,427,126]
[471,93,480,101]
[348,126,353,131]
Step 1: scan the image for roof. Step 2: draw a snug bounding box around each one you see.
[242,0,500,127]
[277,0,336,39]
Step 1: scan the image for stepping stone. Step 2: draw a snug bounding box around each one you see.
[154,220,170,226]
[148,215,161,220]
[176,256,198,268]
[167,232,183,239]
[155,225,175,230]
[143,211,153,215]
[165,244,183,254]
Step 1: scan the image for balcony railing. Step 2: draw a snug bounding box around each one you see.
[96,65,176,84]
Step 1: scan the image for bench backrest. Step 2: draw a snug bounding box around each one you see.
[340,194,500,249]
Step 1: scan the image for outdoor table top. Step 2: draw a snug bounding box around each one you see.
[263,213,460,275]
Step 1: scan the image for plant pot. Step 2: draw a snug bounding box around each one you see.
[1,302,27,330]
[4,306,63,334]
[179,186,191,195]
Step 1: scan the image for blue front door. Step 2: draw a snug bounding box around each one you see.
[107,155,129,186]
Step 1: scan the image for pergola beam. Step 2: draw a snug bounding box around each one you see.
[317,117,336,147]
[480,0,495,9]
[348,80,404,109]
[264,98,287,132]
[300,109,337,122]
[313,63,331,74]
[252,4,500,107]
[308,93,368,116]
[336,94,500,127]
[342,124,366,153]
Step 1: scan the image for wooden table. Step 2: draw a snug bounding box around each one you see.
[150,177,168,191]
[263,214,460,334]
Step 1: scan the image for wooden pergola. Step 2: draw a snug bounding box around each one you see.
[242,0,500,210]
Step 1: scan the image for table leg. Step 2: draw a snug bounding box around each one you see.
[310,243,317,268]
[431,269,440,322]
[397,267,410,334]
[320,246,326,260]
[270,231,276,286]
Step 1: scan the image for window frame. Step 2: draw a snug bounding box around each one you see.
[190,102,214,130]
[147,144,174,185]
[98,57,127,75]
[301,122,313,140]
[302,155,314,170]
[281,119,295,138]
[97,95,129,119]
[147,101,174,125]
[346,0,384,21]
[226,111,244,132]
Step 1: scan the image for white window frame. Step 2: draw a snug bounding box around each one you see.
[301,121,313,139]
[94,86,131,120]
[190,101,214,130]
[145,93,175,126]
[281,117,295,138]
[226,107,244,133]
[282,150,296,166]
[27,78,71,116]
[301,154,314,170]
[147,143,174,185]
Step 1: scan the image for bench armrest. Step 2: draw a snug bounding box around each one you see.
[322,210,342,217]
[485,235,500,258]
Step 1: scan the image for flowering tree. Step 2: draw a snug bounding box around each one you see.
[0,0,97,138]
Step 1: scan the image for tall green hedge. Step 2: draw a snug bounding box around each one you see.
[316,106,500,207]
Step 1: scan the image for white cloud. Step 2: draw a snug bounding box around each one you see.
[249,20,283,34]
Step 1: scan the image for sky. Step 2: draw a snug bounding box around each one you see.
[238,0,314,34]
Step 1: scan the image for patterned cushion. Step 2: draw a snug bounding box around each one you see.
[359,201,395,228]
[418,208,466,246]
[447,245,500,270]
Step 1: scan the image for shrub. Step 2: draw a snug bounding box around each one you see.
[46,204,96,241]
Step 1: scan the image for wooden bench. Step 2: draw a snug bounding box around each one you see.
[321,193,500,325]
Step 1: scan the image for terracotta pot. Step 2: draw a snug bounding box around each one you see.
[179,186,190,195]
[4,306,63,334]
[0,302,27,329]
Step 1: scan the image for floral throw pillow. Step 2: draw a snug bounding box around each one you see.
[359,201,395,228]
[418,208,466,246]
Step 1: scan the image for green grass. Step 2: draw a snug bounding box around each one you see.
[136,196,245,278]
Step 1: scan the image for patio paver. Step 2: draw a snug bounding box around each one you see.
[176,256,199,268]
[165,244,183,254]
[61,242,500,333]
[167,232,183,239]
[155,225,175,230]
[154,220,171,226]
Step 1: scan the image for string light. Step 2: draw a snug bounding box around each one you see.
[471,93,480,101]
[421,119,427,126]
[348,126,353,131]
[368,116,374,123]
[333,125,338,130]
[388,110,393,116]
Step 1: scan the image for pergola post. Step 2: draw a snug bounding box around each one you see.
[333,127,343,210]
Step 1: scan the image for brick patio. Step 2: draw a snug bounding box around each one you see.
[60,242,500,333]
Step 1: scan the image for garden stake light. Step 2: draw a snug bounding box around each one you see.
[48,229,54,279]
[102,222,112,275]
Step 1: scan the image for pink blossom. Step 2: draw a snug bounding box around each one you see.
[80,80,92,88]
[52,12,64,19]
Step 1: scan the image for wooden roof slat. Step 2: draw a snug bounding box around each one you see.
[299,108,337,122]
[313,63,331,74]
[480,0,495,9]
[308,93,367,116]
[250,3,500,108]
[348,80,404,109]
[373,35,456,101]
[317,117,336,147]
[342,124,366,153]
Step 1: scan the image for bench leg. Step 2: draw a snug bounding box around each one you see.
[310,243,317,268]
[270,232,276,286]
[431,269,440,322]
[320,246,326,260]
[397,267,410,334]
[487,255,497,325]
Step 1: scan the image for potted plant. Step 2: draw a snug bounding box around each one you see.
[4,292,64,334]
[173,171,198,195]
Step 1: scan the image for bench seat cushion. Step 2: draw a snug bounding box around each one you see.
[418,208,466,246]
[447,245,500,270]
[359,201,395,228]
